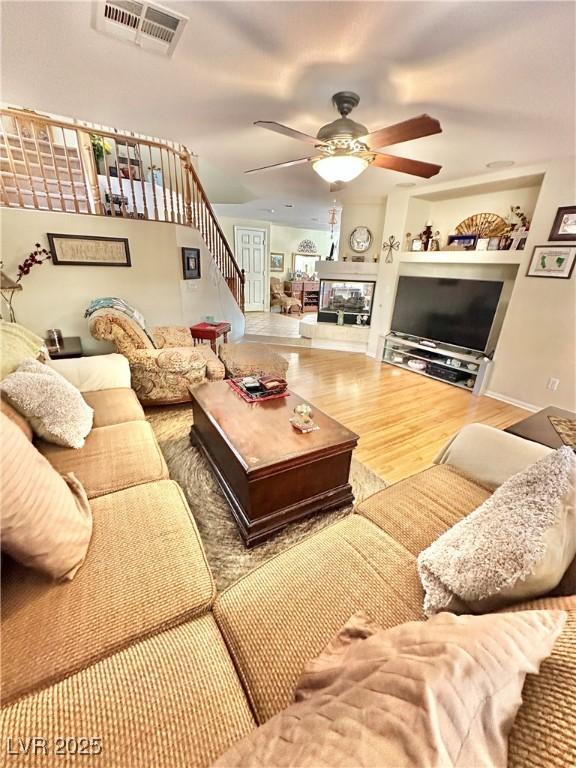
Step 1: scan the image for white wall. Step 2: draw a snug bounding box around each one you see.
[338,202,386,264]
[0,208,244,354]
[217,216,332,282]
[487,160,576,409]
[369,161,576,411]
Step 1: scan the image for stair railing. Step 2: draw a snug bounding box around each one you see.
[0,107,245,311]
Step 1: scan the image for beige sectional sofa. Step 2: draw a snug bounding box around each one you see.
[1,362,574,767]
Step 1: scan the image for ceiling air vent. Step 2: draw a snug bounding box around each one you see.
[95,0,188,56]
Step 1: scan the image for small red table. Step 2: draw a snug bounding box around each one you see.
[190,322,231,353]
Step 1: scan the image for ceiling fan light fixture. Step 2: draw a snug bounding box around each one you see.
[312,154,369,184]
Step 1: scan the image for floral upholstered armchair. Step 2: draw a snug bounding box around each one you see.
[87,300,225,405]
[270,277,301,314]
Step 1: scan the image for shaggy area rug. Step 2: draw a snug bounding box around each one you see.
[146,403,387,591]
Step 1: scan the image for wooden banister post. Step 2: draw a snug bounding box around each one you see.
[182,151,193,227]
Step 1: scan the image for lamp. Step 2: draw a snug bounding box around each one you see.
[312,154,369,184]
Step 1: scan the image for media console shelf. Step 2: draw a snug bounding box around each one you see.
[382,333,492,396]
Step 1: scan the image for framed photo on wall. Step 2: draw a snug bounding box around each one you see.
[270,252,285,272]
[549,206,576,241]
[526,245,576,279]
[182,247,201,279]
[47,234,131,267]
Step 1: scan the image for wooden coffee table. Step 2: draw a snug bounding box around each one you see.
[189,381,358,546]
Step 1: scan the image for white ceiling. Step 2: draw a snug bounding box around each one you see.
[1,1,574,229]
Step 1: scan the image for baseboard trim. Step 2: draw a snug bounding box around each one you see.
[484,390,540,413]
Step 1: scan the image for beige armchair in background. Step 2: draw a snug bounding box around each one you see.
[270,277,302,314]
[88,308,224,405]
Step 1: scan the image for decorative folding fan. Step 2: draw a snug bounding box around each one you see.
[455,213,508,237]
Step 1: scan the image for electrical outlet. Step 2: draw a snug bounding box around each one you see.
[547,377,560,391]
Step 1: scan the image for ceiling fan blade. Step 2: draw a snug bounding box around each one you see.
[361,114,442,149]
[244,156,315,174]
[330,182,345,192]
[254,121,325,146]
[371,153,442,178]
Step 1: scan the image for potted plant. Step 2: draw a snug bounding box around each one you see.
[90,134,112,173]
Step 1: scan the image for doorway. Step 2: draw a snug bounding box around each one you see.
[234,226,267,311]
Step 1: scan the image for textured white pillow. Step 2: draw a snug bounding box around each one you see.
[0,358,93,449]
[419,446,576,615]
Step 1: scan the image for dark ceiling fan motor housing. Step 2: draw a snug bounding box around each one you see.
[316,92,369,144]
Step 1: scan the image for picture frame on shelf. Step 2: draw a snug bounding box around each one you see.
[270,252,285,272]
[47,234,131,267]
[411,238,423,251]
[447,234,477,251]
[526,245,576,279]
[549,206,576,241]
[476,238,490,251]
[182,247,201,279]
[487,237,501,251]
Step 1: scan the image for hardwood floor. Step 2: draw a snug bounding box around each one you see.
[273,345,529,484]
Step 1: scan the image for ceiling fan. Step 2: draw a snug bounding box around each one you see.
[246,92,442,189]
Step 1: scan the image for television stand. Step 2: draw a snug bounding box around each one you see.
[382,333,492,396]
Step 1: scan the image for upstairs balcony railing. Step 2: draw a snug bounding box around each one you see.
[0,107,244,311]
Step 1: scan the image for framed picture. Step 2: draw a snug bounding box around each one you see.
[476,237,490,251]
[411,238,423,251]
[526,246,576,279]
[487,236,501,251]
[447,234,477,250]
[182,247,201,279]
[270,252,285,272]
[549,206,576,241]
[47,234,131,267]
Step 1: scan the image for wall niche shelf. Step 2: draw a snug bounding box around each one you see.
[400,251,524,266]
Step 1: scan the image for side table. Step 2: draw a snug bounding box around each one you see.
[190,322,231,353]
[45,336,83,360]
[505,406,576,449]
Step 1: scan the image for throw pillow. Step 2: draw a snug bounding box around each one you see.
[418,446,576,615]
[0,413,93,580]
[0,320,45,379]
[0,358,93,448]
[213,610,566,768]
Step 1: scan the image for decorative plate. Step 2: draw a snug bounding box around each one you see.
[349,226,373,253]
[455,213,508,237]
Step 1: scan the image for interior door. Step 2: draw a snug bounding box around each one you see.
[234,227,266,311]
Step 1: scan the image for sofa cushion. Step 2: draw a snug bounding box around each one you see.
[82,387,145,427]
[1,480,214,704]
[507,608,576,768]
[356,464,491,556]
[213,515,423,724]
[37,421,168,498]
[0,414,92,581]
[0,394,32,440]
[0,616,255,768]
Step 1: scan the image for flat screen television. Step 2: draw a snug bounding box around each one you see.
[390,276,503,352]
